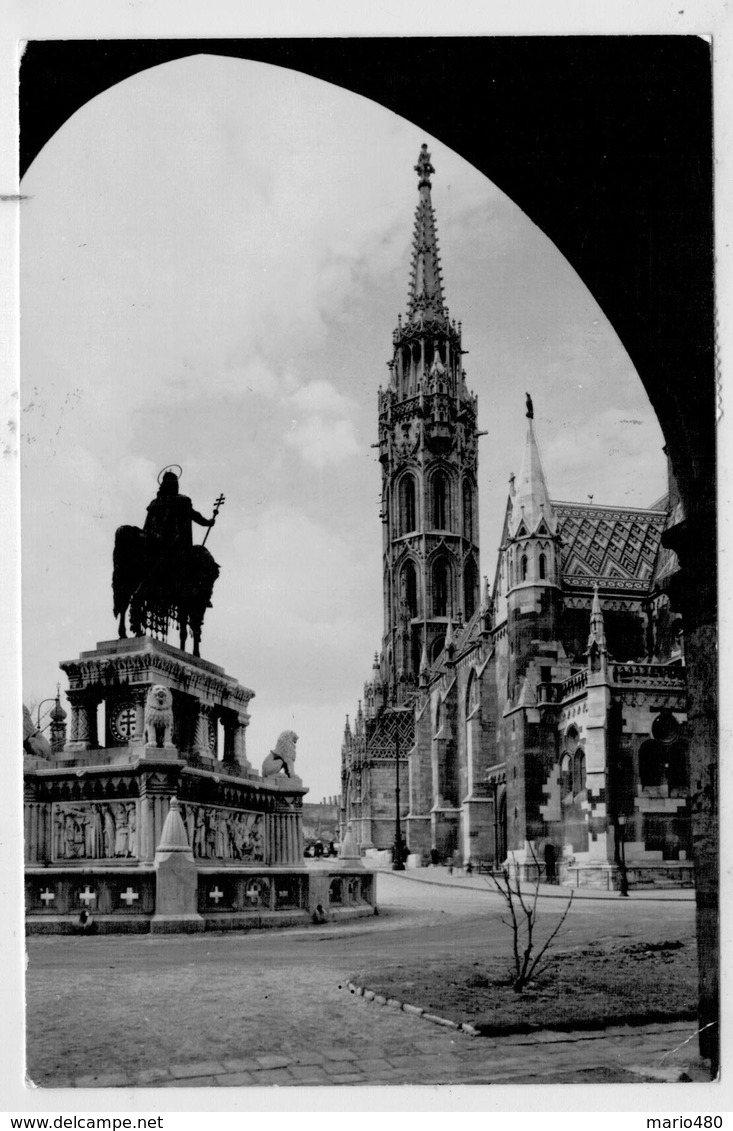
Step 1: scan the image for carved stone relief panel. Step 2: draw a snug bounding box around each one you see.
[52,800,138,861]
[180,802,265,862]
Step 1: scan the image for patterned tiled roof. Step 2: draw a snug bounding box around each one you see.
[553,501,668,593]
[650,492,683,589]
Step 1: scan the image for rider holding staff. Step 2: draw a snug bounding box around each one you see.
[144,468,216,558]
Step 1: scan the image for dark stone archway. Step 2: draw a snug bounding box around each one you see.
[20,37,717,1070]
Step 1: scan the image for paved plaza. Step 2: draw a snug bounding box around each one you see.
[25,868,708,1090]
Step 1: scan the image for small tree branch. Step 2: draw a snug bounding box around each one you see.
[523,891,574,984]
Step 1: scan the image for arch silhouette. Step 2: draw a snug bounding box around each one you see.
[19,40,714,525]
[20,38,717,1065]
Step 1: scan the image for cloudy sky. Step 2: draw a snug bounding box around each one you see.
[20,53,666,800]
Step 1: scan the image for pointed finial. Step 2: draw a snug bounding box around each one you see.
[415,143,435,188]
[156,798,191,853]
[587,584,607,653]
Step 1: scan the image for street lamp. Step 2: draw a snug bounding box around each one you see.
[393,711,406,871]
[617,814,629,897]
[36,688,60,731]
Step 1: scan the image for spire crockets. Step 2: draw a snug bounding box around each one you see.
[407,144,446,324]
[511,398,556,537]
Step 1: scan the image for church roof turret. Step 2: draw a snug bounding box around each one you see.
[510,396,556,537]
[407,144,446,325]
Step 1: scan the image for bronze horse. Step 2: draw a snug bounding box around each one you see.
[112,525,219,657]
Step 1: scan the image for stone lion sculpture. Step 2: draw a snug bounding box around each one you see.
[144,685,174,747]
[261,731,298,778]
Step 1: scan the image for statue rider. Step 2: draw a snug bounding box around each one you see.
[144,470,216,561]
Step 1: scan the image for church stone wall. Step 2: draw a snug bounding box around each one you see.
[361,760,408,851]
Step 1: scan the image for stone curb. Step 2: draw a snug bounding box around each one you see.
[346,980,476,1037]
[344,981,691,1043]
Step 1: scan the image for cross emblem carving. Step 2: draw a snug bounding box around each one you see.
[120,887,139,906]
[79,886,96,905]
[40,889,55,906]
[209,887,224,904]
[117,707,137,739]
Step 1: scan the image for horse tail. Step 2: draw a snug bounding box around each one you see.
[112,525,146,617]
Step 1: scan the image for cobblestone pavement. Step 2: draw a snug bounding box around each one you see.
[26,870,707,1091]
[62,1019,704,1089]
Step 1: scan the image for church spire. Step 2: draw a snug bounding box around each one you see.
[511,396,555,536]
[407,144,446,324]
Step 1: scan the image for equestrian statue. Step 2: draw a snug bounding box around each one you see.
[113,465,224,656]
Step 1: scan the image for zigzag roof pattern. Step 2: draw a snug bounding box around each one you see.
[553,500,667,592]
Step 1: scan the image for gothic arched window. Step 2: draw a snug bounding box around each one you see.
[432,558,450,617]
[463,559,478,619]
[521,554,528,581]
[432,472,448,529]
[539,552,546,580]
[400,475,417,534]
[401,560,418,618]
[463,480,474,540]
[431,635,445,663]
[573,749,586,794]
[560,753,572,799]
[639,739,665,788]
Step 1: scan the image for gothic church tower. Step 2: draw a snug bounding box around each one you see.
[343,145,483,852]
[375,145,481,704]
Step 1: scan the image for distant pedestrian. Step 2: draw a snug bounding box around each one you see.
[466,860,473,876]
[312,904,327,924]
[430,847,440,867]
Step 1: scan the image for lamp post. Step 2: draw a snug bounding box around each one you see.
[617,814,629,897]
[393,712,406,871]
[36,690,60,731]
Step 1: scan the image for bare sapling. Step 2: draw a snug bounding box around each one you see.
[489,846,574,992]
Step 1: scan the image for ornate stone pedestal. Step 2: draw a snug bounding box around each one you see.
[59,636,254,772]
[24,635,379,932]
